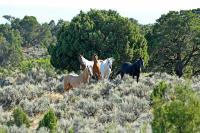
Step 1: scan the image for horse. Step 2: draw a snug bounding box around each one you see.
[78,54,114,80]
[92,54,101,80]
[100,57,115,80]
[63,66,92,91]
[78,54,101,75]
[116,57,144,82]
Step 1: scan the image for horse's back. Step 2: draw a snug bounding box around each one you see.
[68,73,79,76]
[64,74,78,83]
[121,62,132,71]
[100,58,114,79]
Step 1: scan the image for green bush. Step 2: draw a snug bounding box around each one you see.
[0,67,12,78]
[150,81,168,105]
[38,108,58,132]
[151,83,200,133]
[0,127,7,133]
[68,128,75,133]
[183,65,193,79]
[13,107,30,127]
[20,58,55,75]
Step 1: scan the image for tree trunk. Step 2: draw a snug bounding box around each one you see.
[175,53,183,77]
[175,61,183,77]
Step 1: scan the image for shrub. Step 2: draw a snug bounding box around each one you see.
[13,107,30,127]
[20,58,55,75]
[0,127,7,133]
[68,128,75,133]
[150,81,168,105]
[151,84,200,133]
[183,65,193,79]
[38,108,58,133]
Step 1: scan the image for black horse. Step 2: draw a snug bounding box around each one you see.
[116,57,144,82]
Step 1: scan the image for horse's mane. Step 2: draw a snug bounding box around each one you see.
[103,57,114,63]
[130,58,143,70]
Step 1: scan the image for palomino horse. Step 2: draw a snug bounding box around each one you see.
[92,54,101,80]
[79,54,114,80]
[116,57,144,82]
[63,66,92,91]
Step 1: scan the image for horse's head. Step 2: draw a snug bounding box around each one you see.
[106,57,114,69]
[78,54,86,70]
[83,66,92,81]
[139,57,145,69]
[93,54,98,63]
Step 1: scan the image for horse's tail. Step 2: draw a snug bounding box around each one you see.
[116,70,121,76]
[109,69,121,80]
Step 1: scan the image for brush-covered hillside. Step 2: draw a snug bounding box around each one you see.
[1,8,200,133]
[0,66,200,132]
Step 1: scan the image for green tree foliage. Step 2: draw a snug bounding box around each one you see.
[13,107,30,128]
[48,19,69,37]
[37,23,56,47]
[18,16,40,46]
[3,15,15,22]
[151,82,200,132]
[10,16,56,47]
[0,24,23,67]
[50,9,149,71]
[148,10,200,77]
[38,108,58,133]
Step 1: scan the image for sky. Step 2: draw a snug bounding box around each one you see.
[0,0,200,24]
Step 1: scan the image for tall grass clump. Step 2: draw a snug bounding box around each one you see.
[151,82,200,133]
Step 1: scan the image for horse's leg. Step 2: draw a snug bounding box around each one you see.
[136,74,140,83]
[120,72,124,79]
[97,73,101,80]
[100,64,104,80]
[94,74,98,81]
[106,70,111,80]
[64,82,68,91]
[101,74,104,80]
[64,83,70,91]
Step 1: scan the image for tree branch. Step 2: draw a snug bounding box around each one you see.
[182,45,198,67]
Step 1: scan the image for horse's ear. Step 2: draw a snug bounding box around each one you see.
[93,54,98,60]
[78,54,82,61]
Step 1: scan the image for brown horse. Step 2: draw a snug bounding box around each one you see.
[63,67,91,91]
[92,54,101,80]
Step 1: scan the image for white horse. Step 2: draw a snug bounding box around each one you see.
[79,55,114,80]
[100,57,114,79]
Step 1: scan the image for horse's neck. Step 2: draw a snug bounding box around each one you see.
[79,70,89,83]
[105,59,112,68]
[83,57,93,66]
[133,61,141,71]
[94,59,98,65]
